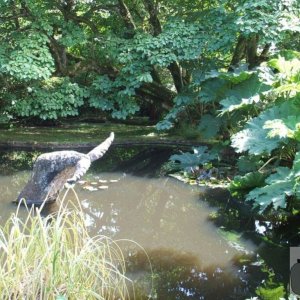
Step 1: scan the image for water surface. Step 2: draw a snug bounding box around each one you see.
[0,149,262,299]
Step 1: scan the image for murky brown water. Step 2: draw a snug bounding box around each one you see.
[74,173,255,267]
[0,168,260,299]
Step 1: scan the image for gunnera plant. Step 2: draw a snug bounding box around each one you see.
[0,189,132,299]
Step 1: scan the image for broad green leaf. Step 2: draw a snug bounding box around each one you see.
[231,126,283,155]
[264,117,300,139]
[246,167,294,211]
[292,151,300,177]
[218,69,254,84]
[231,101,299,154]
[198,114,221,139]
[274,83,300,94]
[237,156,263,174]
[199,78,229,103]
[229,172,267,194]
[220,75,271,114]
[268,56,300,78]
[170,146,217,170]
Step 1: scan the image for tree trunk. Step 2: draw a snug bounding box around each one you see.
[143,0,183,92]
[229,35,246,70]
[117,0,136,38]
[230,34,270,70]
[246,34,259,69]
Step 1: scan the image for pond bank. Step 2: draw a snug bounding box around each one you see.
[0,122,210,150]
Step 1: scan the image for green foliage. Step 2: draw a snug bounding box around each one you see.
[231,101,294,155]
[236,0,300,43]
[246,152,300,211]
[198,114,222,139]
[229,172,267,195]
[156,94,195,130]
[246,167,294,211]
[0,32,54,81]
[12,78,87,120]
[227,51,300,212]
[255,264,286,300]
[165,49,300,213]
[264,115,300,141]
[170,146,217,171]
[89,75,140,120]
[199,77,229,104]
[59,21,87,48]
[219,74,271,115]
[256,284,285,300]
[266,50,300,96]
[237,155,264,174]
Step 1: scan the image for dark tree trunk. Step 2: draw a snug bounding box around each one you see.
[229,36,247,70]
[246,34,259,69]
[229,34,270,70]
[143,0,183,92]
[137,82,176,110]
[168,62,184,92]
[117,0,136,38]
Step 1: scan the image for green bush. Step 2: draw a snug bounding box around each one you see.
[12,77,88,120]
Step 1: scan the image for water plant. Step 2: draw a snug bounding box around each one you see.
[0,190,132,299]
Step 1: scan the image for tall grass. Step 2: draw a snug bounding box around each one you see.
[0,189,132,299]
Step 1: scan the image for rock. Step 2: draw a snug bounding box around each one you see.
[16,133,114,205]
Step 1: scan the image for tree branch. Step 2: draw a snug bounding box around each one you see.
[117,0,136,38]
[143,0,183,92]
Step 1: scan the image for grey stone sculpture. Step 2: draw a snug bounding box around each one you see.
[16,132,114,205]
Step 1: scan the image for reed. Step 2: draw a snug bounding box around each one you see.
[0,189,132,299]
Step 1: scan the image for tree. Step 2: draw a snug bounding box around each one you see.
[0,0,299,123]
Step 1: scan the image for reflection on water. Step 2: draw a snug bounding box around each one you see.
[0,171,31,222]
[125,248,262,300]
[73,173,256,268]
[0,169,260,299]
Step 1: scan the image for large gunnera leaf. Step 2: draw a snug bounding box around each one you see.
[198,114,222,139]
[231,101,300,154]
[264,114,300,141]
[246,167,294,212]
[229,172,267,194]
[245,152,300,212]
[170,146,217,171]
[220,75,271,114]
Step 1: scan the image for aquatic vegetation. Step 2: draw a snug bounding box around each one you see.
[0,190,132,299]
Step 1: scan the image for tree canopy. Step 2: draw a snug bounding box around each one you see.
[1,0,299,122]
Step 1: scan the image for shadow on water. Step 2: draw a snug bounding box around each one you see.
[202,187,290,289]
[90,146,176,177]
[125,248,264,300]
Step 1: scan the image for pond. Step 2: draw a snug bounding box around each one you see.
[0,148,289,299]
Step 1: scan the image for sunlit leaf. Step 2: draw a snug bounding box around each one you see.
[246,167,294,211]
